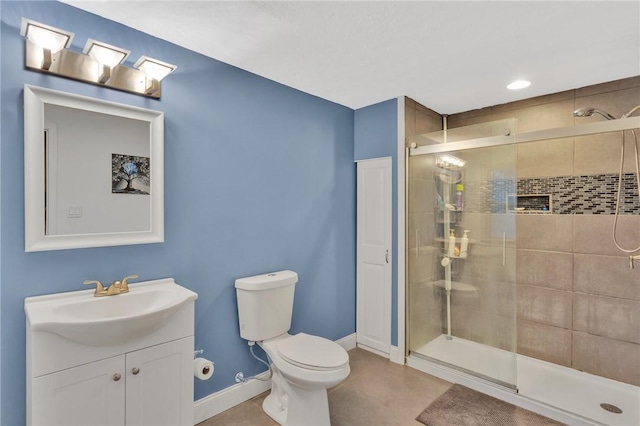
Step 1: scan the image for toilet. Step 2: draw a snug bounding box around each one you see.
[235,270,350,426]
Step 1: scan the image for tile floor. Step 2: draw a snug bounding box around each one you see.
[198,347,452,426]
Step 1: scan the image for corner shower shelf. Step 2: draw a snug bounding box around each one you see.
[434,237,477,259]
[429,280,478,293]
[435,237,477,245]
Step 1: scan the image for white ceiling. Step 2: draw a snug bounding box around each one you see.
[63,1,640,114]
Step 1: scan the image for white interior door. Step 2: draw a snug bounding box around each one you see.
[356,157,392,355]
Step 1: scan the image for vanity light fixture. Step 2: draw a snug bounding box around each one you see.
[134,56,177,95]
[20,17,176,99]
[20,18,74,70]
[507,80,531,90]
[82,39,130,84]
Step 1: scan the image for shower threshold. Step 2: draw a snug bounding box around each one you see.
[409,335,639,426]
[413,335,517,386]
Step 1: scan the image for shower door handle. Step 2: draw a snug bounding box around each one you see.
[502,232,506,266]
[385,250,389,263]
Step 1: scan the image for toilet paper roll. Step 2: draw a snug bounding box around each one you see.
[194,357,214,380]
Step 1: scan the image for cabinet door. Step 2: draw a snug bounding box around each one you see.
[125,336,194,426]
[32,355,125,426]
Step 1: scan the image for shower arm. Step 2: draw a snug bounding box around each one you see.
[622,105,640,119]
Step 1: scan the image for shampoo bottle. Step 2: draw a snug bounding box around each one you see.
[455,184,464,210]
[447,229,456,257]
[460,230,470,258]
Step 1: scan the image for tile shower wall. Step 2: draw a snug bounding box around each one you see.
[447,76,640,386]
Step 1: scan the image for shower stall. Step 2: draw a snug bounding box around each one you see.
[405,113,640,426]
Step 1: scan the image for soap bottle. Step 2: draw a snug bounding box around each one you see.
[455,184,464,210]
[447,229,456,257]
[460,230,470,258]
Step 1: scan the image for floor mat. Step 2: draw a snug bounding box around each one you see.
[416,384,566,426]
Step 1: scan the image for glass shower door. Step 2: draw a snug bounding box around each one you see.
[408,143,517,389]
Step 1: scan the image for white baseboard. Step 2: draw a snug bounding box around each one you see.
[336,333,357,351]
[358,343,404,365]
[193,370,271,424]
[356,343,404,364]
[356,342,389,358]
[389,345,404,365]
[193,333,358,425]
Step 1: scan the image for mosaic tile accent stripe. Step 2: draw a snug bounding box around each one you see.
[459,173,638,214]
[518,173,639,214]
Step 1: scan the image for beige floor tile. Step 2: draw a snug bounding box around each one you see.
[329,386,425,426]
[197,392,276,426]
[199,348,452,426]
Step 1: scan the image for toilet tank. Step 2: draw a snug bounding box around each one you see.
[235,270,298,342]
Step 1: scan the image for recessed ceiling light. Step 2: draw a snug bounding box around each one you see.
[507,80,531,90]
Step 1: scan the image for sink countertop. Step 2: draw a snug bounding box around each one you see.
[25,277,197,347]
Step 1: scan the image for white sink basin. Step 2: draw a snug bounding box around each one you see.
[25,278,197,346]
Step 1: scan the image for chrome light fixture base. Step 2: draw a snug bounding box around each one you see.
[25,39,162,99]
[21,18,176,99]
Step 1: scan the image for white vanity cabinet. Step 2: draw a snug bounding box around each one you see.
[125,337,193,425]
[25,279,197,426]
[32,338,193,426]
[32,354,125,425]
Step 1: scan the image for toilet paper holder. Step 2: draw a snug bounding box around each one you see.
[193,349,214,380]
[194,355,214,380]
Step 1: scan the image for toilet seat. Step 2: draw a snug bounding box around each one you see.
[276,333,348,371]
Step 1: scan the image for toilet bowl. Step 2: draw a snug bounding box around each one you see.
[262,333,350,387]
[235,271,351,425]
[259,333,350,425]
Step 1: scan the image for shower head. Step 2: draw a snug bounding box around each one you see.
[573,107,616,121]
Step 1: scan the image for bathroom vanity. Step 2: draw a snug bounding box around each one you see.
[25,278,197,426]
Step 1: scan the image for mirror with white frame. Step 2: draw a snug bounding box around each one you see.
[24,85,164,251]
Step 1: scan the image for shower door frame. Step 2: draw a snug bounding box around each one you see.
[403,115,640,378]
[410,115,640,157]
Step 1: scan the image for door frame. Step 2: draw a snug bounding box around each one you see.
[396,96,406,364]
[356,156,392,356]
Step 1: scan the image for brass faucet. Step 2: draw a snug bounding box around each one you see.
[83,274,139,297]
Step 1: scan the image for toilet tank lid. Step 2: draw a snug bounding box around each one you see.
[235,270,298,290]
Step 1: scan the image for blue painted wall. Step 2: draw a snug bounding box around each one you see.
[354,99,399,345]
[354,100,398,161]
[1,2,355,424]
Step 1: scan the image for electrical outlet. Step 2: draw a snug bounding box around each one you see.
[67,206,82,218]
